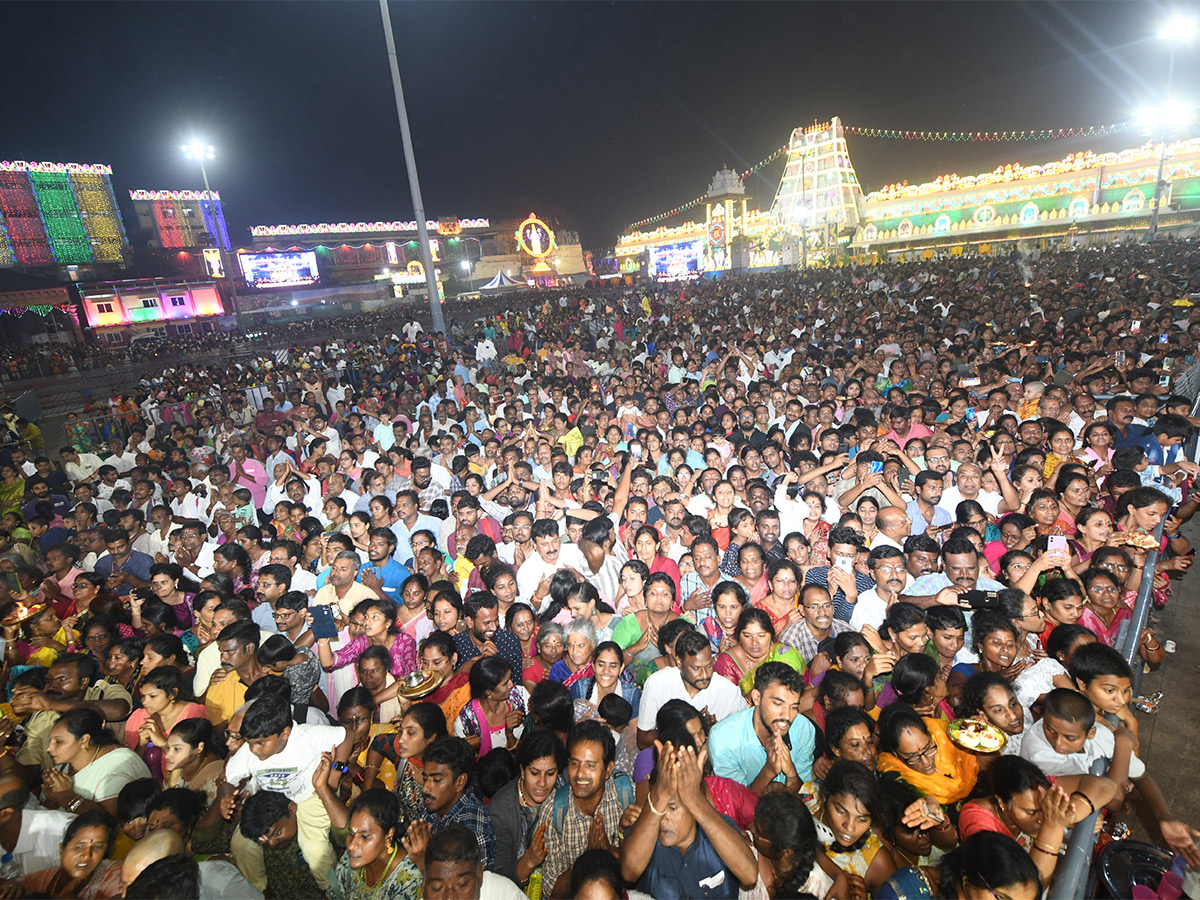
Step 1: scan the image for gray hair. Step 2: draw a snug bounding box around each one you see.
[536,622,565,648]
[334,551,362,565]
[565,617,598,648]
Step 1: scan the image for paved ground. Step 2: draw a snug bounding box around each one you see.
[1130,516,1200,840]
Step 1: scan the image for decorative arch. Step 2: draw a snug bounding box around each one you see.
[1019,202,1039,225]
[1069,197,1089,218]
[1122,189,1145,212]
[897,219,913,237]
[935,214,951,233]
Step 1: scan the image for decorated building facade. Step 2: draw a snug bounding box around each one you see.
[616,119,1200,274]
[0,160,130,278]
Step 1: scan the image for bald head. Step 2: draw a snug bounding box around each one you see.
[122,829,186,891]
[877,506,912,539]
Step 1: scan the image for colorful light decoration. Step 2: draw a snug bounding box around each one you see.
[250,218,490,237]
[73,173,128,262]
[29,172,92,264]
[129,189,220,201]
[515,214,556,273]
[0,172,54,265]
[0,163,127,267]
[864,139,1200,204]
[0,161,112,174]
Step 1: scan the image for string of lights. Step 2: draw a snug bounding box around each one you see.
[841,122,1131,141]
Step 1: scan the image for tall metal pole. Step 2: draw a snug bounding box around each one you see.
[379,0,444,334]
[1148,46,1178,241]
[196,161,243,330]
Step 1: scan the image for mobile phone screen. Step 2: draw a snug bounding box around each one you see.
[309,605,340,640]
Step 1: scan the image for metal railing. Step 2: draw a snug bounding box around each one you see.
[1048,756,1111,900]
[1053,367,1200,898]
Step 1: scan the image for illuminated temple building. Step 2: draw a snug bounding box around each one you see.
[615,117,1200,275]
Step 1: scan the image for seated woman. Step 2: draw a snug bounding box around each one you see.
[104,637,144,694]
[550,618,597,687]
[16,808,121,899]
[611,572,680,687]
[314,596,418,680]
[162,718,225,809]
[714,607,804,697]
[1077,567,1163,663]
[43,709,152,818]
[181,590,223,651]
[614,558,649,616]
[364,702,447,822]
[958,755,1118,885]
[875,705,977,844]
[125,667,207,781]
[946,612,1023,711]
[394,573,433,644]
[700,580,747,657]
[863,603,929,676]
[803,760,897,895]
[337,686,396,799]
[327,789,423,900]
[521,621,563,691]
[4,600,76,668]
[140,634,191,677]
[146,563,198,629]
[134,596,201,657]
[570,640,642,723]
[743,786,839,899]
[875,830,1041,900]
[489,730,566,887]
[875,652,951,719]
[409,632,470,727]
[957,672,1030,757]
[454,655,529,755]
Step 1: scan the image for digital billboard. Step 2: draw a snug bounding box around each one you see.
[649,240,701,280]
[238,251,320,288]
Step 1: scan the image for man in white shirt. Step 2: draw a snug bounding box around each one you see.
[169,480,205,523]
[637,630,746,750]
[222,695,352,891]
[59,447,103,486]
[0,776,76,875]
[850,546,910,631]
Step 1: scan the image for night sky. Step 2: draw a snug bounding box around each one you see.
[4,2,1196,249]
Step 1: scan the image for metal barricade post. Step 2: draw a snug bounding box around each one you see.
[1120,519,1167,696]
[1048,756,1110,900]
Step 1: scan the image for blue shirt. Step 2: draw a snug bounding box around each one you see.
[906,498,953,537]
[93,549,154,597]
[390,513,444,562]
[1113,422,1149,449]
[359,558,410,604]
[1137,434,1180,468]
[636,814,741,900]
[803,566,876,623]
[707,706,815,788]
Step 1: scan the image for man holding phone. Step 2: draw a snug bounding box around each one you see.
[906,471,953,538]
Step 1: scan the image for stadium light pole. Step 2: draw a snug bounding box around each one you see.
[379,0,444,334]
[182,140,242,330]
[1148,15,1198,240]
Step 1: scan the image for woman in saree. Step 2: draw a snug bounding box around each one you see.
[713,607,803,697]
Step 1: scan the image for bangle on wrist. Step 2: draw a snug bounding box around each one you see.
[1070,791,1096,817]
[647,791,666,817]
[1032,840,1061,855]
